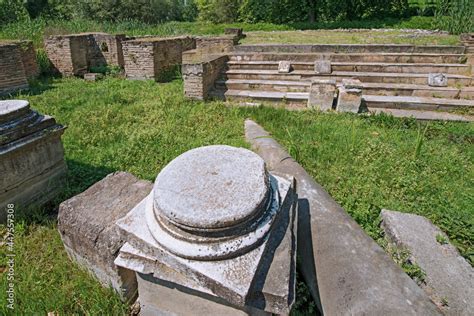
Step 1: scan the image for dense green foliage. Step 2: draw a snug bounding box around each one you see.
[0,74,472,314]
[0,0,472,33]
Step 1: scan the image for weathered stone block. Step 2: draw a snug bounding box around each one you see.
[115,145,297,315]
[308,79,336,111]
[0,100,66,221]
[428,73,448,87]
[84,72,104,81]
[314,59,331,74]
[58,171,153,301]
[337,79,363,113]
[278,61,291,73]
[381,209,474,315]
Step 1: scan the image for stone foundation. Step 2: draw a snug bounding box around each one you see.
[183,55,228,100]
[0,41,39,95]
[122,36,195,81]
[44,33,125,76]
[0,100,66,222]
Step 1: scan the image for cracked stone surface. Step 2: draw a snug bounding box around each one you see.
[381,209,474,315]
[115,145,297,314]
[58,171,153,300]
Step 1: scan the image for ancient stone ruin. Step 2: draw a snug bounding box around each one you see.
[122,36,195,81]
[44,32,125,76]
[183,42,474,122]
[58,172,152,301]
[114,145,297,314]
[0,40,39,95]
[0,100,66,222]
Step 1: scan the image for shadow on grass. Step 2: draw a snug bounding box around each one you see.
[15,159,116,226]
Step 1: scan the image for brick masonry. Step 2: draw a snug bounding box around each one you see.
[122,36,195,81]
[44,33,125,76]
[183,55,228,100]
[0,41,38,96]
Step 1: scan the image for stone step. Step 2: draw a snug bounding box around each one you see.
[224,69,473,86]
[227,61,470,75]
[234,44,466,54]
[229,52,467,64]
[369,108,473,122]
[362,95,474,112]
[216,79,474,99]
[210,89,309,108]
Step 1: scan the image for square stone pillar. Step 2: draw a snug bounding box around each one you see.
[308,79,336,111]
[336,79,363,113]
[115,145,297,315]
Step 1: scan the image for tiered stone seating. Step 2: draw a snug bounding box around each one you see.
[211,44,474,121]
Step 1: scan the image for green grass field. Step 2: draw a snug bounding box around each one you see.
[0,75,472,314]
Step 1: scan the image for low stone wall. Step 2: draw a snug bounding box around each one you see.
[44,33,125,76]
[0,100,67,222]
[122,36,195,81]
[87,33,126,69]
[182,55,228,100]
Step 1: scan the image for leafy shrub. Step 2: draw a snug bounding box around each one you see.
[0,0,30,25]
[434,0,474,34]
[196,0,241,23]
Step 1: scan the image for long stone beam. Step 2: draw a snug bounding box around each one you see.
[244,119,441,315]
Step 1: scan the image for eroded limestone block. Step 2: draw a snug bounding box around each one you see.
[0,100,66,221]
[381,210,474,315]
[337,79,363,113]
[115,145,297,315]
[84,72,104,81]
[58,172,153,301]
[278,61,291,73]
[314,59,331,74]
[308,79,336,111]
[428,73,448,87]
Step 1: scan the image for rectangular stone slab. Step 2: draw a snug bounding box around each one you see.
[381,209,474,315]
[58,171,153,301]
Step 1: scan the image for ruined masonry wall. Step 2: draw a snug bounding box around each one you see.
[183,55,228,100]
[0,43,29,95]
[45,33,124,76]
[123,37,196,81]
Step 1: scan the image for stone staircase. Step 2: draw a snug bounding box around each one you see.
[210,44,474,121]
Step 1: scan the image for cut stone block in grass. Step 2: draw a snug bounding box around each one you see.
[58,171,153,302]
[337,79,363,113]
[84,73,104,81]
[308,79,336,111]
[381,209,474,315]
